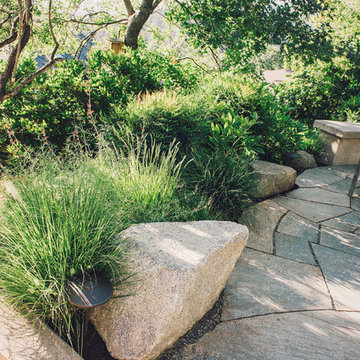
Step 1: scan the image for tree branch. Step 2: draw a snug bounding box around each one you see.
[0,32,17,49]
[0,12,11,28]
[123,0,135,16]
[48,0,59,60]
[152,0,162,10]
[73,18,124,60]
[2,58,63,101]
[11,0,28,89]
[173,0,221,70]
[0,1,32,102]
[69,17,128,26]
[177,57,210,74]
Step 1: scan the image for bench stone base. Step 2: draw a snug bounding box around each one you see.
[315,120,360,166]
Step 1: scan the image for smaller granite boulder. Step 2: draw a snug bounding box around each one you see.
[253,160,297,198]
[0,298,81,360]
[1,180,20,200]
[284,151,317,173]
[90,221,248,360]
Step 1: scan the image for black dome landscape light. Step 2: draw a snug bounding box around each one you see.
[66,273,113,335]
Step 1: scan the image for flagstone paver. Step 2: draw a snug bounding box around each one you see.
[274,232,317,265]
[276,211,318,242]
[175,311,360,360]
[312,244,360,311]
[162,166,360,360]
[335,165,357,177]
[351,197,360,211]
[320,226,360,256]
[295,167,347,188]
[320,211,360,232]
[221,248,331,321]
[239,200,287,253]
[274,196,351,222]
[323,177,360,197]
[287,187,350,207]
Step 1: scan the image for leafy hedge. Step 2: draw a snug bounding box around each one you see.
[276,61,360,125]
[106,72,322,163]
[0,49,199,163]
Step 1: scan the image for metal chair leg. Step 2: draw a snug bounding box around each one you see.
[348,158,360,197]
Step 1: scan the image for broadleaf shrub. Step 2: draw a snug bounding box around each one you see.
[0,48,199,163]
[276,60,360,125]
[108,72,322,163]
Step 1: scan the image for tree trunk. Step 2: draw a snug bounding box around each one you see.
[124,0,161,49]
[0,24,31,103]
[0,1,32,103]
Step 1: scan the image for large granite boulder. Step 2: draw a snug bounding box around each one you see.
[90,221,248,360]
[253,160,297,198]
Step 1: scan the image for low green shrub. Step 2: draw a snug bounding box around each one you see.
[198,72,322,162]
[111,72,322,163]
[88,137,213,224]
[0,154,131,341]
[0,48,199,164]
[105,90,212,155]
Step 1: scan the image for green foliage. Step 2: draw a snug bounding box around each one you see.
[276,61,360,125]
[1,59,87,151]
[167,0,327,69]
[108,72,321,163]
[249,45,285,72]
[183,150,257,221]
[0,48,199,163]
[209,111,262,158]
[88,137,212,224]
[0,152,131,342]
[106,90,211,155]
[275,1,360,126]
[313,0,360,65]
[198,73,320,162]
[0,137,212,346]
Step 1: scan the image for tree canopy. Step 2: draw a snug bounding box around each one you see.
[1,0,358,102]
[167,0,332,68]
[0,0,161,102]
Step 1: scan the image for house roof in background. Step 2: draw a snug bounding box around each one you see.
[263,69,293,84]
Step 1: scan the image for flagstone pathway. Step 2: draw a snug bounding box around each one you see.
[169,166,360,360]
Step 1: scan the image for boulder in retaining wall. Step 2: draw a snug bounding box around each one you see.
[253,160,297,198]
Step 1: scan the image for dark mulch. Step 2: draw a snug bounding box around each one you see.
[82,322,116,360]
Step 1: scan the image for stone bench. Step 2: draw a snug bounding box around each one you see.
[315,120,360,165]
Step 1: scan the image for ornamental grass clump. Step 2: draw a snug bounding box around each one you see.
[0,152,131,342]
[90,138,195,225]
[0,138,210,346]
